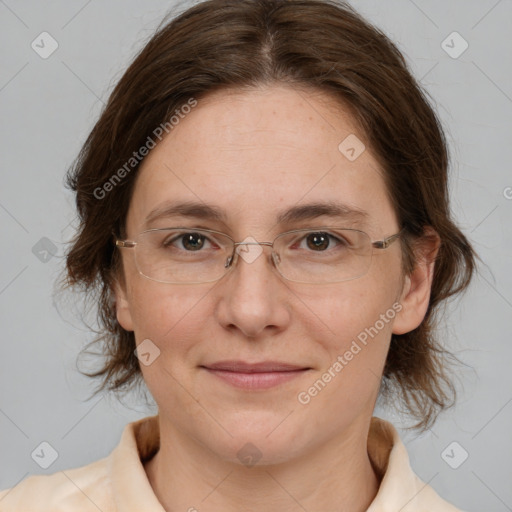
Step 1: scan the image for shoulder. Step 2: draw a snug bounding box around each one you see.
[0,456,114,511]
[0,415,159,511]
[411,474,467,511]
[398,466,467,511]
[368,417,467,511]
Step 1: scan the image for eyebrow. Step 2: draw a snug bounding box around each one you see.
[143,200,369,229]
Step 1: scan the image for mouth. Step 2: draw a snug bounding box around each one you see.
[200,360,312,390]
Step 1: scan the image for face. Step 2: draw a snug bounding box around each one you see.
[115,84,426,465]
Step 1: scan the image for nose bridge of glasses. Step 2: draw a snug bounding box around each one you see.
[226,240,279,269]
[233,241,273,248]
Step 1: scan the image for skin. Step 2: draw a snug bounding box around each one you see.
[114,84,439,512]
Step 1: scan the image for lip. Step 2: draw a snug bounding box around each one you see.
[200,360,311,390]
[203,360,309,372]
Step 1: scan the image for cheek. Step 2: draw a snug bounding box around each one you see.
[298,280,395,342]
[301,293,395,414]
[127,280,212,345]
[127,283,212,399]
[294,293,394,435]
[300,277,398,389]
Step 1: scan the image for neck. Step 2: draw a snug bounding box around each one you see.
[144,415,381,512]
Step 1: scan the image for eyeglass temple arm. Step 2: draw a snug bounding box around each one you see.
[115,240,136,248]
[372,231,402,250]
[112,231,136,248]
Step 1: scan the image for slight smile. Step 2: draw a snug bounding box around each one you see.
[200,360,312,390]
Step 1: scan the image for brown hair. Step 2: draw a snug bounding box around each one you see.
[61,0,479,430]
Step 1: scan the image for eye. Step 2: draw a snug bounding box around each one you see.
[163,232,214,251]
[297,231,349,252]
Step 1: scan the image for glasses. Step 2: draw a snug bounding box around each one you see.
[113,226,402,284]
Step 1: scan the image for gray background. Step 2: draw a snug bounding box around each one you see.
[0,0,511,510]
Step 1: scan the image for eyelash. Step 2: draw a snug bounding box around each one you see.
[162,230,348,252]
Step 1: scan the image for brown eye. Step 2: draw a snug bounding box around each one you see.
[181,233,206,251]
[164,232,210,251]
[306,232,330,251]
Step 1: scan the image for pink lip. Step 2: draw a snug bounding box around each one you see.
[201,360,311,390]
[204,360,308,372]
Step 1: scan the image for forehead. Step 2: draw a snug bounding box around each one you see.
[126,85,397,236]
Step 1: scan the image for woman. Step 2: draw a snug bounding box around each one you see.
[0,0,477,510]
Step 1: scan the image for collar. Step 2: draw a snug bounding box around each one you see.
[108,415,440,511]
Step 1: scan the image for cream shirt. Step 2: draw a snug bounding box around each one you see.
[0,415,464,511]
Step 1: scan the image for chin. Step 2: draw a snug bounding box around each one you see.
[206,416,311,467]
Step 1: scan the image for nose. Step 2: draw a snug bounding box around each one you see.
[214,242,291,339]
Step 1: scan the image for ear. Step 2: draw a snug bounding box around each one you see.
[392,227,440,335]
[112,276,134,332]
